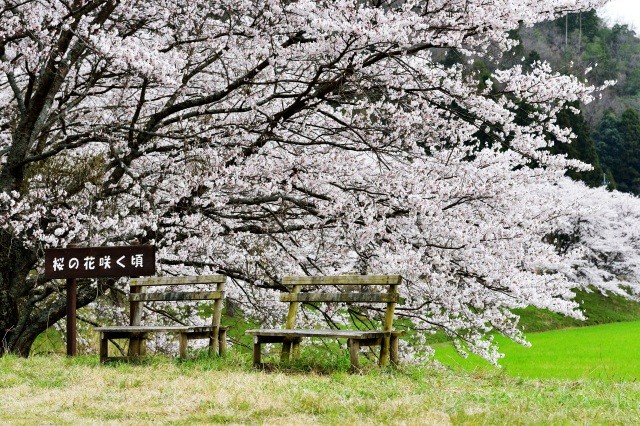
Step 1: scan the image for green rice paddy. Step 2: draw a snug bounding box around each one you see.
[436,320,640,381]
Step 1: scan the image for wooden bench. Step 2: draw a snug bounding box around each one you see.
[95,275,228,362]
[246,274,403,370]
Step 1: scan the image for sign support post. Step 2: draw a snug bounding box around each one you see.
[44,245,156,357]
[66,277,77,356]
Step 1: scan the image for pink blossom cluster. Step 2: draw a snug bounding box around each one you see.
[3,0,631,362]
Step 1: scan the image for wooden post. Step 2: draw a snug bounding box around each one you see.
[209,280,225,355]
[379,280,401,366]
[66,277,77,356]
[281,284,301,362]
[178,333,188,358]
[99,332,109,363]
[253,336,262,367]
[291,339,301,360]
[348,338,360,371]
[128,242,144,356]
[390,334,399,367]
[218,329,227,356]
[128,283,144,356]
[280,339,291,362]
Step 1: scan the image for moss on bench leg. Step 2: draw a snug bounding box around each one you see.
[379,335,391,367]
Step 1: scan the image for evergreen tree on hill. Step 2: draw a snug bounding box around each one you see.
[554,103,604,187]
[617,109,640,193]
[594,109,640,194]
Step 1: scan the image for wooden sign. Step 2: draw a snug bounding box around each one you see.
[44,245,155,279]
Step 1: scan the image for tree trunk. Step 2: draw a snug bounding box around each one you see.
[0,229,99,356]
[0,229,38,356]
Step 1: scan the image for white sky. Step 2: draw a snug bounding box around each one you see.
[598,0,640,31]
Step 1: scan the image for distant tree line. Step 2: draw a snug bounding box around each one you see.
[526,11,640,195]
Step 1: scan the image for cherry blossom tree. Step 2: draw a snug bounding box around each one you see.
[0,0,622,360]
[548,178,640,297]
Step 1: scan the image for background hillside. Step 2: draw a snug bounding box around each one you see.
[444,11,640,193]
[524,11,640,194]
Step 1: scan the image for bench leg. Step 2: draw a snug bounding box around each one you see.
[209,327,222,356]
[218,329,227,356]
[379,335,391,367]
[100,333,109,363]
[390,335,399,367]
[291,339,301,360]
[253,336,262,368]
[348,339,361,371]
[280,341,292,362]
[208,335,215,356]
[179,333,188,358]
[128,338,145,357]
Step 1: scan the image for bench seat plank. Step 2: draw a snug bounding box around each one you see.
[96,325,229,333]
[246,329,403,339]
[283,274,402,286]
[98,325,229,362]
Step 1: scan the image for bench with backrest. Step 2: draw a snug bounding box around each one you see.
[95,275,227,362]
[246,274,403,370]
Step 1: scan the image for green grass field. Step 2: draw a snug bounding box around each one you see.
[514,288,640,333]
[436,320,640,381]
[430,288,640,381]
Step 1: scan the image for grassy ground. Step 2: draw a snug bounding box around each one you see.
[10,288,640,423]
[1,353,640,425]
[436,320,640,381]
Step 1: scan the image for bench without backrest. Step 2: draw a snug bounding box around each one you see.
[95,275,227,362]
[246,274,403,370]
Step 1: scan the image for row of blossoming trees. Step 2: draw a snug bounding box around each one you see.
[1,0,638,362]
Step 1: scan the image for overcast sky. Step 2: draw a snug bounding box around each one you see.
[598,0,640,31]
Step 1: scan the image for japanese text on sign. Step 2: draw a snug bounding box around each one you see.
[44,246,155,279]
[51,254,145,272]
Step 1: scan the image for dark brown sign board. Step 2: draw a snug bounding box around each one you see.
[44,245,156,279]
[44,245,155,357]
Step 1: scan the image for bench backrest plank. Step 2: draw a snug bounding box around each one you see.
[282,275,402,286]
[280,292,399,303]
[129,290,224,302]
[130,275,226,287]
[281,275,402,332]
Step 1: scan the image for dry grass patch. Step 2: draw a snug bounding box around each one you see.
[0,353,639,424]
